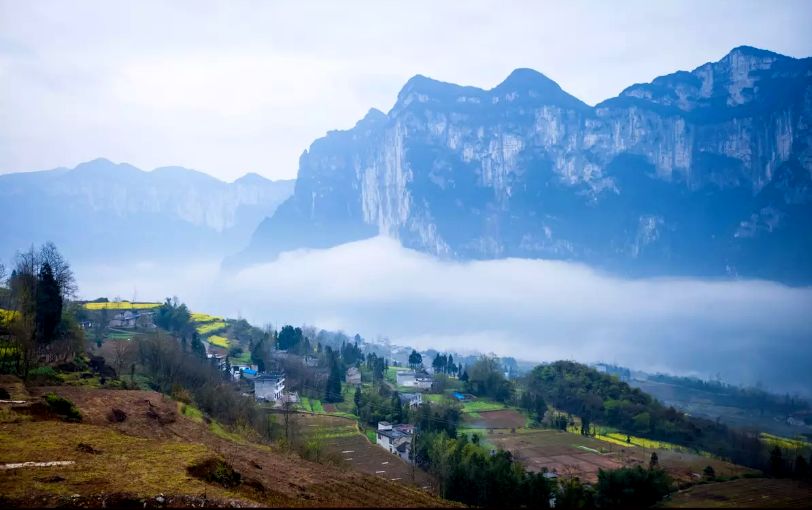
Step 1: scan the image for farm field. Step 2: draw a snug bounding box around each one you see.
[464,409,527,429]
[660,478,812,508]
[196,321,227,336]
[207,335,230,348]
[293,414,435,490]
[83,301,160,310]
[486,429,755,485]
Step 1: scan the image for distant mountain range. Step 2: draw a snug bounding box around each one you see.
[231,46,812,284]
[0,158,293,265]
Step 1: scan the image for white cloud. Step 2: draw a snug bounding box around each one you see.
[74,237,812,395]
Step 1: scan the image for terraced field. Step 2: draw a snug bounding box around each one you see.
[661,478,812,508]
[294,414,435,490]
[487,428,755,485]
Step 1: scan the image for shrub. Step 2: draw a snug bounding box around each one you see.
[44,393,82,422]
[187,457,241,488]
[28,366,61,384]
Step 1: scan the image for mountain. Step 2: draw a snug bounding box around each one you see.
[233,46,812,284]
[0,158,294,265]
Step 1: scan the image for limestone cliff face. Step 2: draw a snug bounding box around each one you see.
[0,159,294,263]
[241,46,812,283]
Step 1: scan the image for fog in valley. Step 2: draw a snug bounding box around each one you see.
[73,236,812,396]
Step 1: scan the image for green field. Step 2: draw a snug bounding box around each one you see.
[462,399,506,413]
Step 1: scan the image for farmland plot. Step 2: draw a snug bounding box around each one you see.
[294,414,435,490]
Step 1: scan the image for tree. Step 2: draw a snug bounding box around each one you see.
[408,349,422,369]
[649,452,659,469]
[354,385,362,414]
[770,446,784,477]
[595,466,672,508]
[277,325,303,351]
[702,465,716,480]
[190,332,206,359]
[35,262,62,345]
[324,347,343,403]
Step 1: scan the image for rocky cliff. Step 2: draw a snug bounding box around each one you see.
[236,47,812,283]
[0,159,294,264]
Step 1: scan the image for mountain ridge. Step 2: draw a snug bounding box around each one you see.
[231,46,812,283]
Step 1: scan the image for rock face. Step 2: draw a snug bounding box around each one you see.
[237,46,812,283]
[0,158,294,263]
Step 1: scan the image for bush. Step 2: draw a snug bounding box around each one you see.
[44,392,82,422]
[28,366,61,384]
[187,457,241,488]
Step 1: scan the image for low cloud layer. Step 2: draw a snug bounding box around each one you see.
[75,237,812,395]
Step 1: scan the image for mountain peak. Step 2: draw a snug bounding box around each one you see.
[492,68,589,110]
[493,68,557,91]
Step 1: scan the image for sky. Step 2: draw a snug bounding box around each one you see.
[1,0,811,182]
[73,237,812,396]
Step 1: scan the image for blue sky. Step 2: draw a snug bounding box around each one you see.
[1,0,811,181]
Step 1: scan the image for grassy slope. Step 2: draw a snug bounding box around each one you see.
[0,384,450,508]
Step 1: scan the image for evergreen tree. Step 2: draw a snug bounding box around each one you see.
[408,349,422,369]
[35,262,62,344]
[649,452,659,469]
[190,332,206,359]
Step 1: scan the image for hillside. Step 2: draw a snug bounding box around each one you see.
[233,46,812,283]
[0,379,449,508]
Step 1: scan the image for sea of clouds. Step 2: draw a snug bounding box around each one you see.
[74,236,812,395]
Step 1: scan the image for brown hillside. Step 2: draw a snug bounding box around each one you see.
[0,384,453,508]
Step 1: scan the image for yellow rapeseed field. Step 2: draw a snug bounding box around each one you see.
[83,301,160,310]
[207,335,230,348]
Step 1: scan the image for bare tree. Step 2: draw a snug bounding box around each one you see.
[111,340,135,377]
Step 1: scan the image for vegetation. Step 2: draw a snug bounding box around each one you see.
[524,361,769,470]
[208,335,230,349]
[44,392,82,422]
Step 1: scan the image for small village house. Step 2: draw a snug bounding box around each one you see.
[345,366,361,385]
[375,422,414,463]
[254,372,285,402]
[398,392,422,408]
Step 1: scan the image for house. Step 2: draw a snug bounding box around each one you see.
[109,311,136,328]
[398,392,422,407]
[254,372,285,402]
[414,373,433,390]
[345,366,361,385]
[376,422,414,462]
[396,371,416,387]
[304,355,319,368]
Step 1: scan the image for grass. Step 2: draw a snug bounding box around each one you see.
[424,394,446,403]
[0,420,238,501]
[229,351,252,365]
[207,335,230,349]
[197,321,227,336]
[461,399,506,413]
[364,428,377,443]
[178,402,204,423]
[310,400,325,414]
[760,432,812,451]
[83,301,160,310]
